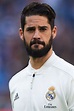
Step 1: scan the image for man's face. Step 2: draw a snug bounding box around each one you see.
[20,15,57,58]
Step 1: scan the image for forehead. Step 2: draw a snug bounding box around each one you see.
[25,15,49,26]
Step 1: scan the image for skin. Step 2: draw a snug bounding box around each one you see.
[19,15,57,69]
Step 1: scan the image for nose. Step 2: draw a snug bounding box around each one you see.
[33,29,40,39]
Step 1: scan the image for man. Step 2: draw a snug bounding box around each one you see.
[9,2,74,111]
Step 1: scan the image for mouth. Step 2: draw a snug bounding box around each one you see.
[30,40,45,47]
[31,43,44,50]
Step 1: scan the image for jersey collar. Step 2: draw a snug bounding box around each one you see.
[27,51,57,75]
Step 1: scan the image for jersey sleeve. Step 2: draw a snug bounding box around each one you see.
[67,78,74,111]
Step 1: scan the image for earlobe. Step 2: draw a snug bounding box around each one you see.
[52,26,57,39]
[19,28,24,40]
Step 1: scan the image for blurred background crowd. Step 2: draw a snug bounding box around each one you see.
[0,0,74,110]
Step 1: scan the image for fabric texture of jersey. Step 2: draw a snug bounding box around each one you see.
[9,52,74,111]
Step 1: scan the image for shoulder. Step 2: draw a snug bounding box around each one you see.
[53,54,74,78]
[9,66,29,91]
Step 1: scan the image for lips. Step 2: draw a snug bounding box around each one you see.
[30,39,45,47]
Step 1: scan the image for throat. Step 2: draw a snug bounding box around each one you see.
[30,58,44,69]
[30,49,53,69]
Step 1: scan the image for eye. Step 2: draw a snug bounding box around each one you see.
[39,26,47,32]
[26,27,35,33]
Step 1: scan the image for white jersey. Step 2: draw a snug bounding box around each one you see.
[9,52,74,111]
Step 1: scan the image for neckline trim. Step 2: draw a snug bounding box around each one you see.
[28,51,56,73]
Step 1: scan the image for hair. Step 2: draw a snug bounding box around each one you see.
[21,2,56,31]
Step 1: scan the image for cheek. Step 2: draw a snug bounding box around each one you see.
[24,37,31,46]
[23,33,32,44]
[43,33,51,43]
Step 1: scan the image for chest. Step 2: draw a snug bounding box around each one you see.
[12,74,68,111]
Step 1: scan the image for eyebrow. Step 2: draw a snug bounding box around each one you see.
[26,27,35,31]
[26,25,48,31]
[38,26,48,29]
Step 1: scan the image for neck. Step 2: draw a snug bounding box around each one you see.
[30,48,53,69]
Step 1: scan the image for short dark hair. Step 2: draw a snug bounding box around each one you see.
[21,2,56,31]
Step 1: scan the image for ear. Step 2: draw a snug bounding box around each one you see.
[19,28,24,41]
[52,26,57,39]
